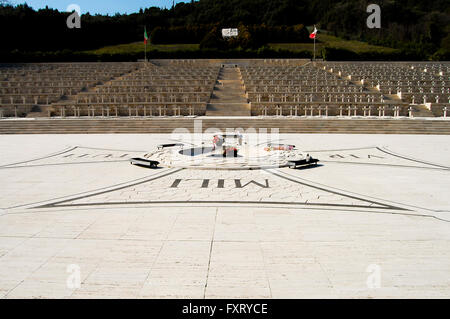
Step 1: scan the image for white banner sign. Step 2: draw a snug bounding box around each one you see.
[222,28,239,37]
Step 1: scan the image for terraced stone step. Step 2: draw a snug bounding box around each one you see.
[1,118,450,134]
[206,66,250,116]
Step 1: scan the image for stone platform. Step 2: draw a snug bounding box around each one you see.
[0,133,449,299]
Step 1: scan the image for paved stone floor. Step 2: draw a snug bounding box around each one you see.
[0,133,449,299]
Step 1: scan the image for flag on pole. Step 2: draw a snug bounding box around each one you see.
[309,26,318,39]
[144,27,149,44]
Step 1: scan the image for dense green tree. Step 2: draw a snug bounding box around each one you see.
[199,27,227,50]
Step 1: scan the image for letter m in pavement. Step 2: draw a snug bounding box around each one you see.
[234,179,270,188]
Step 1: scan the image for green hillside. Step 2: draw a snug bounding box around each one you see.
[84,34,398,59]
[269,34,399,56]
[84,43,199,55]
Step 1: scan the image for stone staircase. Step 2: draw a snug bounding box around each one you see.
[206,66,251,116]
[25,105,52,118]
[1,118,450,134]
[410,105,435,117]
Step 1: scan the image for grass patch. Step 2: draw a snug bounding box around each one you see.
[82,34,398,60]
[84,42,199,55]
[269,34,398,55]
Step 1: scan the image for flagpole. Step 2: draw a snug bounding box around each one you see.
[313,36,316,62]
[313,25,316,62]
[144,26,148,62]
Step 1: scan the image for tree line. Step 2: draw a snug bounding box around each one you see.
[0,0,448,60]
[151,24,310,48]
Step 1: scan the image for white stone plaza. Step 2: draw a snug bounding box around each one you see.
[0,132,449,299]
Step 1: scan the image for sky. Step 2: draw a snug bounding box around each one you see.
[11,0,189,15]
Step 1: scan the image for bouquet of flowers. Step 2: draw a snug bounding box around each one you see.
[265,144,295,152]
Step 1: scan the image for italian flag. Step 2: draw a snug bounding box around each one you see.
[144,27,149,44]
[309,26,318,39]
